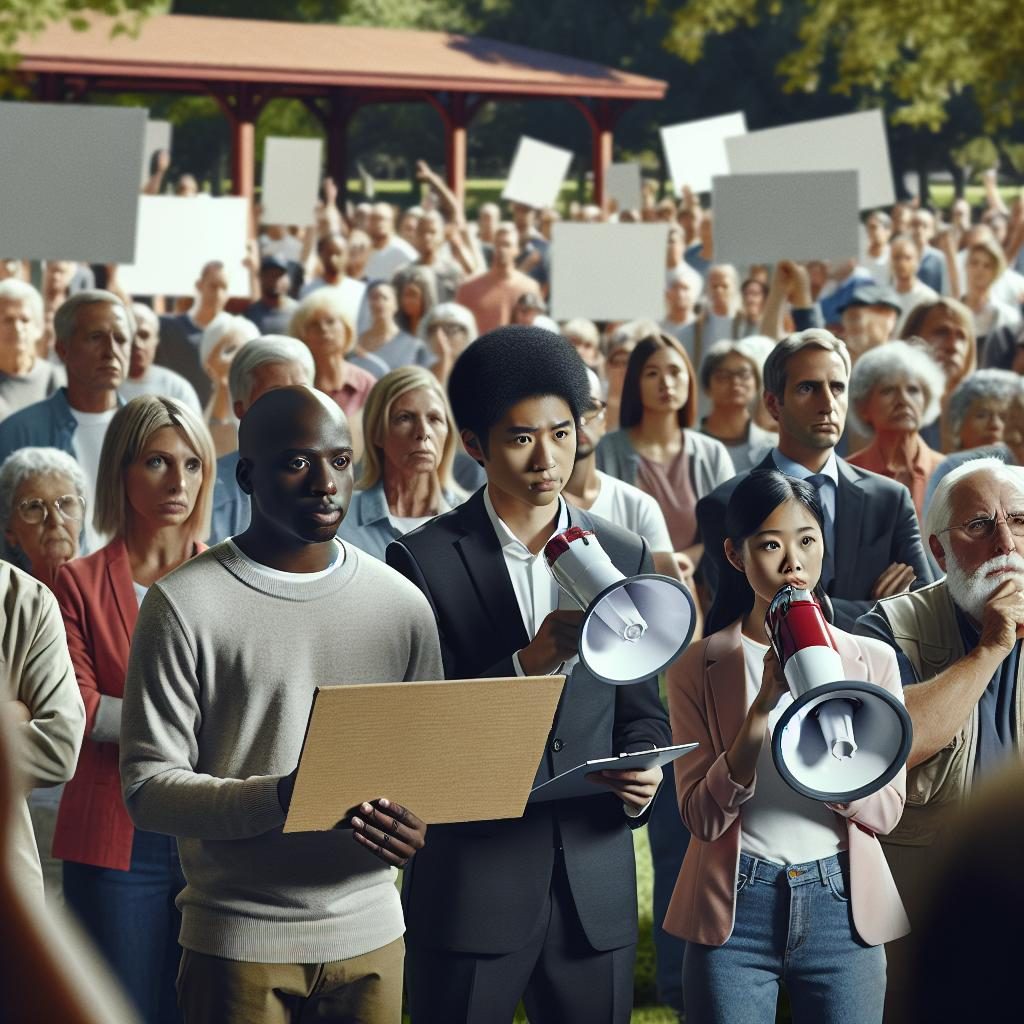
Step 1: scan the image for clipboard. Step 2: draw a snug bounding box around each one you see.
[284,676,565,832]
[528,743,698,804]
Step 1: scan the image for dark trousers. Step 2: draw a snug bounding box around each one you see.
[648,761,689,1013]
[64,829,185,1024]
[406,852,636,1024]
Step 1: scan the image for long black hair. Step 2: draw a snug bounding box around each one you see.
[704,470,828,635]
[618,332,698,430]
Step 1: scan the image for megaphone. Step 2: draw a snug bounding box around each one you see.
[544,526,696,685]
[765,585,912,802]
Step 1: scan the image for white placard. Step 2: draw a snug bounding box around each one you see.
[712,171,860,266]
[725,109,894,209]
[502,137,573,210]
[606,163,643,212]
[660,112,747,195]
[550,223,667,321]
[261,137,323,227]
[0,102,146,263]
[141,120,172,185]
[118,195,250,297]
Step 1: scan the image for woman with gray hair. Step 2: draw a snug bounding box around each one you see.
[421,300,478,384]
[0,279,64,419]
[199,314,259,457]
[944,368,1023,454]
[847,340,947,521]
[392,264,438,337]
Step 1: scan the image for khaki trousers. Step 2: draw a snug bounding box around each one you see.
[176,937,404,1024]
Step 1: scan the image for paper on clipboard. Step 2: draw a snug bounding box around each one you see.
[528,743,698,804]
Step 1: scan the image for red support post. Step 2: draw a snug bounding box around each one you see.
[444,94,468,207]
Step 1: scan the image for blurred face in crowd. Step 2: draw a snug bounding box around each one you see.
[368,203,395,245]
[426,316,471,365]
[859,374,926,436]
[666,226,685,268]
[478,203,500,242]
[492,227,520,271]
[5,472,84,586]
[381,386,449,482]
[205,326,250,387]
[233,358,311,420]
[842,303,897,361]
[301,305,351,361]
[866,214,892,252]
[918,306,973,390]
[0,298,40,375]
[807,261,829,297]
[400,282,425,321]
[766,346,849,452]
[699,213,714,250]
[511,203,534,234]
[741,280,766,321]
[196,263,229,314]
[44,261,75,300]
[639,345,690,418]
[951,198,972,233]
[959,396,1009,450]
[367,283,397,326]
[399,209,421,247]
[0,260,21,281]
[605,339,635,406]
[416,211,445,261]
[176,174,199,197]
[318,236,348,281]
[566,330,600,369]
[58,301,131,395]
[891,203,913,234]
[539,208,559,241]
[346,230,371,279]
[124,426,204,531]
[665,276,694,321]
[576,377,608,459]
[259,266,290,301]
[890,238,921,286]
[129,304,160,380]
[678,203,702,243]
[911,210,936,250]
[707,266,735,317]
[1003,397,1024,463]
[353,203,372,231]
[966,246,1000,295]
[708,352,757,413]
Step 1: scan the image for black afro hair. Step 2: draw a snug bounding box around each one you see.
[447,325,592,451]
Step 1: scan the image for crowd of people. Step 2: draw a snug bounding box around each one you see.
[2,152,1024,1024]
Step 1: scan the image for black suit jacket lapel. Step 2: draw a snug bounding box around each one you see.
[832,458,866,594]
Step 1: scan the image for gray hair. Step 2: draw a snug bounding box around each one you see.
[700,339,762,395]
[847,340,946,435]
[421,301,479,341]
[0,279,44,328]
[603,318,662,358]
[763,328,851,399]
[946,369,1023,450]
[199,313,259,367]
[53,289,133,346]
[560,317,599,347]
[925,457,1024,555]
[131,302,159,332]
[228,335,316,406]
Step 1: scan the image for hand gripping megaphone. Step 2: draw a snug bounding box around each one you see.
[765,585,913,802]
[544,527,696,685]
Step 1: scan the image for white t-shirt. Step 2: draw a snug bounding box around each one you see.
[387,496,450,537]
[893,279,939,335]
[588,471,673,553]
[70,405,118,554]
[226,537,346,582]
[737,633,847,865]
[365,239,417,282]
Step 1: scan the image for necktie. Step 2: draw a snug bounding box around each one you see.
[807,474,835,591]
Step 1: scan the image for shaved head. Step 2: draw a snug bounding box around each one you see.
[239,386,351,461]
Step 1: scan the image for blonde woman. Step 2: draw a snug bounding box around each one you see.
[338,366,464,560]
[52,395,214,1022]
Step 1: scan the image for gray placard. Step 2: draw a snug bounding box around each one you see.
[0,101,146,263]
[606,163,643,212]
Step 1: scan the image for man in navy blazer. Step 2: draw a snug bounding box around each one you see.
[387,327,670,1024]
[698,328,934,631]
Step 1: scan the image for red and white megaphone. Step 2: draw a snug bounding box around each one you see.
[544,527,696,685]
[765,585,912,802]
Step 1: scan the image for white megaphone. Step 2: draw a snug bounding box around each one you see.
[544,527,696,685]
[765,585,912,802]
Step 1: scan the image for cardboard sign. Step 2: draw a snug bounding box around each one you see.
[712,171,860,266]
[0,101,146,262]
[725,109,894,209]
[660,112,747,195]
[141,120,172,185]
[550,223,667,321]
[605,163,643,212]
[118,195,250,297]
[284,676,565,830]
[261,137,323,227]
[502,137,573,210]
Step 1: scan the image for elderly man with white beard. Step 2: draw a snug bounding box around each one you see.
[855,456,1024,1022]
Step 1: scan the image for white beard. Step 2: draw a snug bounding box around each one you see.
[944,549,1024,623]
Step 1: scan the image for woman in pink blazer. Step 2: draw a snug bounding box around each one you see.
[665,469,909,1024]
[53,396,215,1024]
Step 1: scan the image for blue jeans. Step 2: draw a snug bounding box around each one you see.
[63,829,185,1024]
[683,851,886,1024]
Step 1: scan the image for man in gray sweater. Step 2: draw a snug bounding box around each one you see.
[120,387,443,1024]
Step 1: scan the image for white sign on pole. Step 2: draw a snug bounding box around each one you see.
[0,102,146,263]
[725,109,894,209]
[141,120,172,185]
[660,112,747,195]
[606,163,643,212]
[550,223,667,321]
[712,171,860,266]
[118,195,250,297]
[502,137,573,210]
[261,137,323,227]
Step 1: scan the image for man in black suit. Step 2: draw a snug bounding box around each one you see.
[386,327,671,1024]
[698,328,934,631]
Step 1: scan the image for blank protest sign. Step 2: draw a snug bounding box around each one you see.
[118,196,250,297]
[502,137,572,210]
[712,171,860,266]
[141,120,172,184]
[550,223,666,321]
[661,112,746,195]
[725,109,894,209]
[606,163,643,212]
[261,137,323,226]
[0,102,146,263]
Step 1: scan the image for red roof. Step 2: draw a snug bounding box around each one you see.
[18,14,667,101]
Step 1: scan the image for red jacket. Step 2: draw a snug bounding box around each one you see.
[52,537,204,870]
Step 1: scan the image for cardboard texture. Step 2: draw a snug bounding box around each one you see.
[660,112,747,195]
[118,195,250,297]
[141,120,172,185]
[501,137,573,210]
[284,676,566,831]
[725,109,895,209]
[606,163,643,212]
[550,222,666,321]
[0,102,146,262]
[712,171,860,266]
[261,137,323,227]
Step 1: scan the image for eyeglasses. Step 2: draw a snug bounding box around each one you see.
[712,367,755,383]
[937,512,1024,541]
[430,322,468,336]
[17,494,86,525]
[581,401,607,426]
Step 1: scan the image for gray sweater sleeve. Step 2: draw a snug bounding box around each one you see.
[120,586,286,840]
